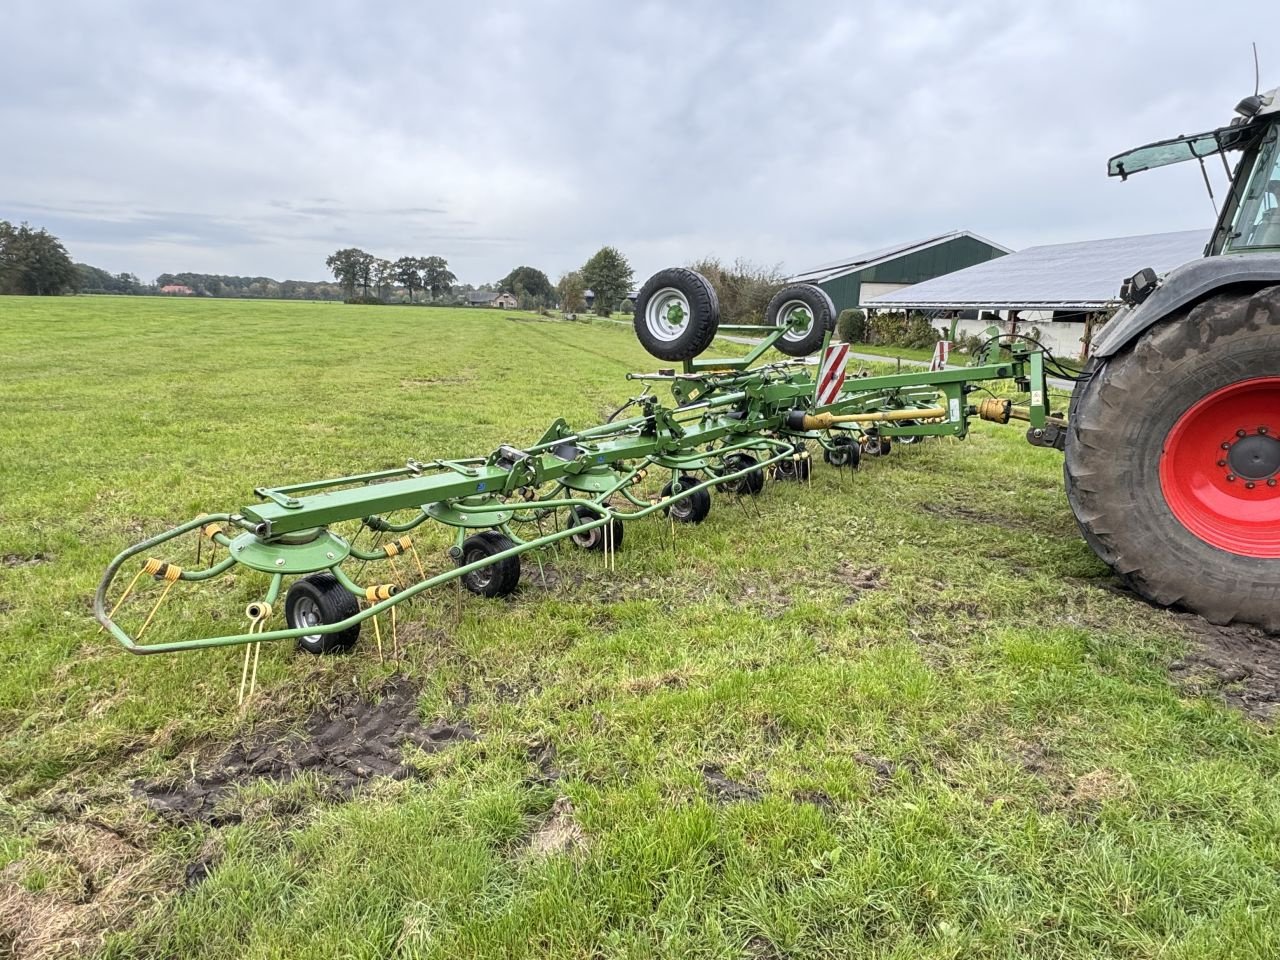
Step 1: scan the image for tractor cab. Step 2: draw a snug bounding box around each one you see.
[1108,87,1280,255]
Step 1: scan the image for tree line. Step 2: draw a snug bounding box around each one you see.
[3,217,785,323]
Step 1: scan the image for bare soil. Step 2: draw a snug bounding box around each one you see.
[136,678,474,823]
[1169,616,1280,721]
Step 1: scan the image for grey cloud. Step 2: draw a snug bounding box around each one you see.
[0,0,1268,283]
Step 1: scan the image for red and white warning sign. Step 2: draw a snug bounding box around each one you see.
[929,340,952,372]
[815,342,850,406]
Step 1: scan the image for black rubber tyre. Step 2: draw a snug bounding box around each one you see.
[632,268,720,361]
[823,435,861,468]
[720,454,766,495]
[285,573,361,655]
[773,445,812,481]
[566,505,624,552]
[1064,285,1280,631]
[765,284,837,357]
[457,531,521,598]
[661,476,712,523]
[895,419,923,444]
[861,433,892,457]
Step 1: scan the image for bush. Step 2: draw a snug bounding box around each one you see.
[687,257,785,326]
[863,311,942,350]
[836,308,867,343]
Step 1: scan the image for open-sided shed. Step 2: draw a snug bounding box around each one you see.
[863,229,1210,355]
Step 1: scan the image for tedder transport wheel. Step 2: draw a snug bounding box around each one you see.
[566,505,624,551]
[720,454,766,495]
[1065,286,1280,631]
[766,283,837,357]
[633,268,721,361]
[285,573,361,655]
[457,531,521,598]
[662,476,712,523]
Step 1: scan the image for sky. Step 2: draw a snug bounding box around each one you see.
[0,1,1272,286]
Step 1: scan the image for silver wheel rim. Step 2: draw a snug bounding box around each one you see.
[645,287,693,342]
[293,595,324,645]
[466,550,494,589]
[777,300,815,342]
[670,495,693,519]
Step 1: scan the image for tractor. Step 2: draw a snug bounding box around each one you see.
[1066,86,1280,630]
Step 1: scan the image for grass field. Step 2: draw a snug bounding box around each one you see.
[1,295,1278,959]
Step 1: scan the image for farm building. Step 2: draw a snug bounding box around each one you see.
[788,230,1012,313]
[863,229,1210,356]
[467,291,519,308]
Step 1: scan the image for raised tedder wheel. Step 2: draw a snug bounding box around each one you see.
[765,283,837,357]
[632,268,721,361]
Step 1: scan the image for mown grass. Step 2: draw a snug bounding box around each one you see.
[0,295,1277,959]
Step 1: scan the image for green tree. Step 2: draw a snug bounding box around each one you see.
[325,247,373,300]
[499,265,553,309]
[556,270,586,315]
[0,221,78,295]
[393,256,423,302]
[421,256,456,301]
[580,246,633,317]
[372,258,394,302]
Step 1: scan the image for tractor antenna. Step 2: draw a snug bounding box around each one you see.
[1254,42,1260,97]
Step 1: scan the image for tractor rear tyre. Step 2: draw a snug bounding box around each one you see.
[633,268,721,361]
[1064,285,1280,631]
[285,573,361,655]
[457,531,522,598]
[765,284,837,357]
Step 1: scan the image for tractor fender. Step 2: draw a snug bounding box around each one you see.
[1092,253,1280,359]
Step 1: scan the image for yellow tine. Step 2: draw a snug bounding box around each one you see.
[101,567,147,631]
[135,579,176,640]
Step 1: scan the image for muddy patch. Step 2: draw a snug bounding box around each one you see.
[791,788,835,813]
[525,796,587,859]
[2,553,51,568]
[831,562,883,602]
[525,739,563,785]
[700,764,762,804]
[136,678,475,823]
[1169,617,1280,721]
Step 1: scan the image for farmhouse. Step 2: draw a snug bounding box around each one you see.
[158,283,195,295]
[863,229,1210,356]
[788,230,1012,313]
[466,291,519,308]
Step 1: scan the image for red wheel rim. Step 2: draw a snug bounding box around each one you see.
[1159,376,1280,558]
